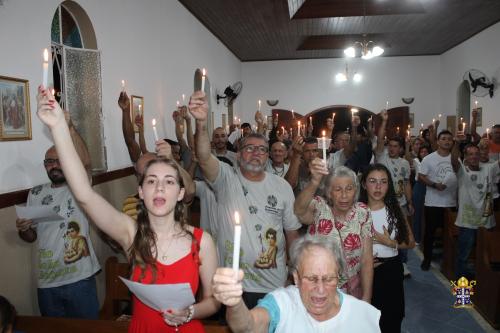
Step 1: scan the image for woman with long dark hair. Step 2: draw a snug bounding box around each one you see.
[360,164,415,333]
[36,87,219,332]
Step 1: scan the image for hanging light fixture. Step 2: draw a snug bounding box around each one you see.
[335,63,362,83]
[344,0,384,60]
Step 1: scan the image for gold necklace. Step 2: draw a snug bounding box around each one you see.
[159,225,176,262]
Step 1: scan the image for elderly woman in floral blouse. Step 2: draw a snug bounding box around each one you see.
[294,160,373,302]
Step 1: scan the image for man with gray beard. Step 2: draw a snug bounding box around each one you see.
[189,92,301,309]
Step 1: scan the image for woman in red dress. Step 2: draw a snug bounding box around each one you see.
[36,86,220,332]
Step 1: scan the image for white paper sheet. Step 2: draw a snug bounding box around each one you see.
[119,277,195,311]
[15,205,64,223]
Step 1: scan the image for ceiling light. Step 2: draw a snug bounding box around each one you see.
[344,47,356,58]
[353,73,363,82]
[336,63,363,83]
[336,72,347,82]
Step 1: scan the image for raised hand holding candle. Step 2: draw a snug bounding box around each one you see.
[152,118,159,141]
[319,130,331,165]
[201,68,206,92]
[232,212,241,278]
[42,48,49,88]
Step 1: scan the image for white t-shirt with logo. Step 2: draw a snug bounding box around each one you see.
[376,149,410,206]
[266,160,290,178]
[209,163,301,293]
[371,207,398,258]
[28,183,100,289]
[419,151,457,207]
[455,161,499,229]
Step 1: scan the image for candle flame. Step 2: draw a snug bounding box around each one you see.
[182,94,185,101]
[234,211,240,225]
[152,118,156,126]
[322,130,326,137]
[351,108,358,113]
[176,101,180,107]
[438,114,442,118]
[202,68,206,76]
[121,80,125,87]
[43,48,49,62]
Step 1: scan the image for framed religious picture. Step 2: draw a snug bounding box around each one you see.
[474,107,482,127]
[130,95,144,133]
[409,113,415,128]
[0,75,31,141]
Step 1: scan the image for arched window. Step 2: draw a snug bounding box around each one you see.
[50,1,106,172]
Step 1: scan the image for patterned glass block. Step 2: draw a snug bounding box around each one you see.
[51,9,60,44]
[61,6,82,48]
[64,48,106,173]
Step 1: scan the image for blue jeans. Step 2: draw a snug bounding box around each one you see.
[412,181,426,243]
[38,275,99,319]
[455,227,477,279]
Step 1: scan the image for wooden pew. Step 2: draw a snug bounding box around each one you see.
[473,225,500,329]
[441,208,459,280]
[15,316,231,333]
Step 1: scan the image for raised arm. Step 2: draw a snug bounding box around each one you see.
[188,91,220,182]
[285,136,304,189]
[470,109,481,143]
[136,116,149,154]
[375,110,388,154]
[293,158,327,224]
[175,109,190,153]
[182,106,195,151]
[38,87,135,250]
[212,268,270,333]
[118,92,142,163]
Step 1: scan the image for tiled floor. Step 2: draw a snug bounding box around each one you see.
[401,249,499,333]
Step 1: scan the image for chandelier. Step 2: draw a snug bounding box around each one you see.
[344,38,384,60]
[335,63,362,83]
[343,0,384,60]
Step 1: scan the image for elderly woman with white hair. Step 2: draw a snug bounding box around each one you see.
[212,236,380,333]
[294,161,374,302]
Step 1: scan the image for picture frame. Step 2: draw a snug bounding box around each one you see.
[473,107,482,127]
[0,75,31,141]
[130,95,144,133]
[409,112,415,128]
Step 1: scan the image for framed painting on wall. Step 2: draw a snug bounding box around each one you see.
[130,95,144,133]
[473,107,482,127]
[0,75,31,141]
[409,113,415,128]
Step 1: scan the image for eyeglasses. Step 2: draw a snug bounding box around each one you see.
[299,273,339,287]
[43,158,60,166]
[366,178,388,185]
[242,145,269,155]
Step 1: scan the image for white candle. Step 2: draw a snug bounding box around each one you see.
[298,121,301,137]
[176,101,180,108]
[463,122,466,133]
[332,112,335,122]
[432,118,435,124]
[42,48,49,88]
[397,126,400,134]
[291,109,295,119]
[152,118,159,141]
[258,100,261,111]
[309,116,313,125]
[407,130,410,138]
[420,123,424,129]
[121,80,125,92]
[321,130,327,164]
[232,212,241,278]
[182,94,185,103]
[138,104,142,114]
[475,100,478,109]
[386,101,389,109]
[201,68,206,92]
[281,126,285,134]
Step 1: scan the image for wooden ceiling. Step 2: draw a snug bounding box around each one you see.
[179,0,500,61]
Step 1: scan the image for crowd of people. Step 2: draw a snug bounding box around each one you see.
[10,85,500,333]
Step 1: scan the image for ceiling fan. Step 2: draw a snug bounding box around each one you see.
[216,81,242,106]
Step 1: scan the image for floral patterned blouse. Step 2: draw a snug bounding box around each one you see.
[308,197,373,296]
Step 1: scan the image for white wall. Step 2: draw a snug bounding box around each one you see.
[440,22,500,131]
[241,56,442,135]
[0,0,241,194]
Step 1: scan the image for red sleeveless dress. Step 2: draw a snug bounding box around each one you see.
[128,228,205,333]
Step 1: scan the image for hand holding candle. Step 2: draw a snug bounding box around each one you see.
[319,130,331,165]
[232,212,241,278]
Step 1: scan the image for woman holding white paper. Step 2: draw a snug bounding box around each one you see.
[36,86,219,332]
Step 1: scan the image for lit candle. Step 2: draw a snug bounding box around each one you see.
[51,89,55,96]
[463,122,466,133]
[386,101,389,109]
[152,118,159,141]
[138,104,142,114]
[182,94,185,103]
[309,116,313,125]
[475,100,478,109]
[291,109,295,119]
[298,121,301,137]
[407,124,411,129]
[487,128,490,136]
[460,117,463,124]
[232,212,241,278]
[438,114,442,119]
[332,112,336,122]
[258,100,261,111]
[201,68,206,92]
[420,123,424,129]
[397,126,400,134]
[176,101,180,108]
[432,118,435,124]
[281,126,285,134]
[407,129,410,138]
[121,80,125,92]
[42,48,49,88]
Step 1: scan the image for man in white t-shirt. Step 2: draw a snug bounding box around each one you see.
[212,236,381,333]
[266,141,289,178]
[418,130,457,271]
[190,92,301,309]
[15,118,101,318]
[452,142,500,278]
